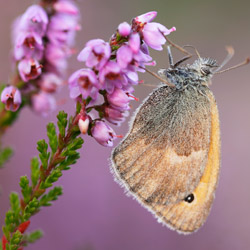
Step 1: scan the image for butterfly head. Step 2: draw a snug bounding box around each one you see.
[192,57,219,77]
[158,57,219,89]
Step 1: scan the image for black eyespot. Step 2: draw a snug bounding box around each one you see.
[184,194,195,203]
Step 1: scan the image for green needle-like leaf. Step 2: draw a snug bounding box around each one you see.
[37,140,50,170]
[19,176,32,204]
[57,111,68,138]
[24,229,43,244]
[30,157,40,187]
[47,123,58,154]
[40,186,63,206]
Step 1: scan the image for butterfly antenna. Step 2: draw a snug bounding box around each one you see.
[214,57,250,74]
[213,46,235,73]
[139,66,175,87]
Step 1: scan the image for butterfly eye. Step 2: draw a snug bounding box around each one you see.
[200,67,211,76]
[184,193,195,203]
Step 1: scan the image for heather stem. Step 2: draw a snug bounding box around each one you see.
[2,104,84,248]
[20,109,82,210]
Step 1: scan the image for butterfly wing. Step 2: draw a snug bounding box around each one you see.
[111,85,220,233]
[153,92,220,233]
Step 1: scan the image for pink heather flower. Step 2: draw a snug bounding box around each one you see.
[1,86,22,112]
[68,68,100,99]
[77,39,111,70]
[39,73,63,93]
[31,92,56,117]
[107,88,131,111]
[140,42,150,55]
[122,84,135,94]
[91,121,116,147]
[117,45,133,69]
[133,45,153,69]
[131,43,157,72]
[142,23,176,50]
[78,115,90,134]
[45,44,69,75]
[104,105,128,126]
[125,70,139,85]
[134,11,157,23]
[132,11,176,50]
[118,22,131,36]
[117,32,152,73]
[14,31,44,60]
[99,61,128,94]
[118,44,152,76]
[54,0,79,15]
[47,13,80,47]
[129,32,140,53]
[18,58,42,82]
[18,5,48,36]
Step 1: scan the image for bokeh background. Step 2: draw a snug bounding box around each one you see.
[0,0,250,249]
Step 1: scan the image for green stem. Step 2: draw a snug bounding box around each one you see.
[20,111,80,210]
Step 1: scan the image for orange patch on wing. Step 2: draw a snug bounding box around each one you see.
[155,97,221,233]
[194,99,220,196]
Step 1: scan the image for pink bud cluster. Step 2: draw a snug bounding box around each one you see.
[1,0,80,116]
[71,11,176,146]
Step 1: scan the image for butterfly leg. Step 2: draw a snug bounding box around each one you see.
[165,41,192,68]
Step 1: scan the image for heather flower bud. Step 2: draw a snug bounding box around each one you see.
[78,115,90,134]
[2,235,7,250]
[18,220,30,233]
[1,86,22,112]
[91,121,116,147]
[118,22,131,36]
[18,58,42,82]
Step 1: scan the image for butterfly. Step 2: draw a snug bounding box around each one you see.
[111,42,248,234]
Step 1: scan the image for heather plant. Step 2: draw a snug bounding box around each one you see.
[0,0,177,248]
[0,0,80,168]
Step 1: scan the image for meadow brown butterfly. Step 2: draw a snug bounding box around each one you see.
[111,41,249,234]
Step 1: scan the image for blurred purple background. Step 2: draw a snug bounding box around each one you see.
[1,0,250,249]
